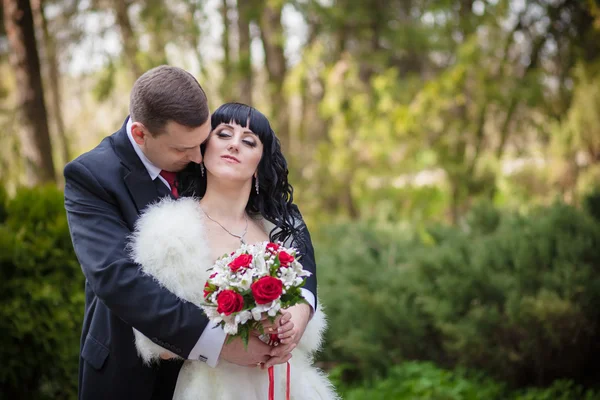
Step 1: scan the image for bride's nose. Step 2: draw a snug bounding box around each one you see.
[227,141,239,152]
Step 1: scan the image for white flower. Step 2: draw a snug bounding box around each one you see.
[235,310,253,325]
[267,301,281,317]
[253,253,269,276]
[279,267,297,286]
[251,307,263,321]
[232,273,253,291]
[211,273,230,288]
[224,321,239,335]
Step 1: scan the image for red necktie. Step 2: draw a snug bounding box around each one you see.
[159,170,179,198]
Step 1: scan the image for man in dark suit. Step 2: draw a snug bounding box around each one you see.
[64,66,317,400]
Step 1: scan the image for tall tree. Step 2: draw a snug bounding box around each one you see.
[236,0,252,104]
[111,0,142,80]
[3,0,55,184]
[182,0,207,79]
[140,0,169,67]
[258,0,289,151]
[220,0,234,102]
[31,0,70,165]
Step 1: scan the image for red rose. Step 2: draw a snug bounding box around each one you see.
[278,251,295,267]
[266,242,280,253]
[228,254,253,272]
[251,276,283,304]
[216,290,244,315]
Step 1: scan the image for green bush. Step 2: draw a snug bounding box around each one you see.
[0,185,83,399]
[338,361,505,400]
[315,201,600,388]
[334,361,600,400]
[314,221,439,382]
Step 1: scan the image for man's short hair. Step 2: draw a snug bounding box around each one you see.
[129,65,209,135]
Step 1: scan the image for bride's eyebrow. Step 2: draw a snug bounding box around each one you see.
[221,124,256,136]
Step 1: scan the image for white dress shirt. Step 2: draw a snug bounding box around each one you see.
[126,117,316,367]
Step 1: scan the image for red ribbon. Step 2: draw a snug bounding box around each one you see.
[268,366,275,400]
[267,362,290,400]
[267,334,291,400]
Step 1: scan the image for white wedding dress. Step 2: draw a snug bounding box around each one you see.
[128,198,338,400]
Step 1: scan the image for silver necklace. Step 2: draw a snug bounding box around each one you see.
[201,208,249,244]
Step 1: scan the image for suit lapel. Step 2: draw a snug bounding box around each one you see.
[124,171,162,213]
[112,117,164,213]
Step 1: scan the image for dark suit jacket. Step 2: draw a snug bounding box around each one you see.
[64,118,318,400]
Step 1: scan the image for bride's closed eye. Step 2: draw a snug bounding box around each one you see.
[216,131,257,148]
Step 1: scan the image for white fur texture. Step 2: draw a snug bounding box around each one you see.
[129,197,338,400]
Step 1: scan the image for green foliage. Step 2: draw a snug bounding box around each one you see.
[93,61,116,102]
[583,186,600,223]
[0,185,83,399]
[315,221,441,378]
[513,380,600,400]
[334,361,506,400]
[316,200,600,388]
[0,184,7,223]
[332,361,600,400]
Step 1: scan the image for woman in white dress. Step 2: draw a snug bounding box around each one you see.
[128,103,338,400]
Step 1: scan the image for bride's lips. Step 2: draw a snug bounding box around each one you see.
[221,155,241,164]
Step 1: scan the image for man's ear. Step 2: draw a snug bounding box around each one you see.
[131,122,147,145]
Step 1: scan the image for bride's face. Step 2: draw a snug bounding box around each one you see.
[203,121,264,184]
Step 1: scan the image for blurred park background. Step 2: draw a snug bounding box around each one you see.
[3,0,600,398]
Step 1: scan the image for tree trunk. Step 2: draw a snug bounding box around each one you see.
[220,0,233,102]
[236,0,252,105]
[258,0,289,151]
[183,0,207,80]
[31,0,70,165]
[3,0,55,184]
[112,0,142,80]
[143,0,168,67]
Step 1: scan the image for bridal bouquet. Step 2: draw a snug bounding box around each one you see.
[202,241,311,346]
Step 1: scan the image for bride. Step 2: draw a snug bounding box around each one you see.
[128,103,338,400]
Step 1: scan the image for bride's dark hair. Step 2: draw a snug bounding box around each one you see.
[178,102,302,246]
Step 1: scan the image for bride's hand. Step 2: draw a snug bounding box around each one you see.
[264,304,311,367]
[258,311,294,339]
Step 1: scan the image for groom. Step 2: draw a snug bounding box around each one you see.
[64,65,317,400]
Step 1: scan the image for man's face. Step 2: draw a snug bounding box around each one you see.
[131,119,211,172]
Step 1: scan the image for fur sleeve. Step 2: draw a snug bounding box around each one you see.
[132,328,176,364]
[297,302,327,359]
[127,197,211,363]
[128,197,211,305]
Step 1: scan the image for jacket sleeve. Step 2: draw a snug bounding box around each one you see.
[64,160,208,358]
[292,205,318,306]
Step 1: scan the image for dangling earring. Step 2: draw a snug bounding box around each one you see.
[200,163,205,177]
[255,176,259,194]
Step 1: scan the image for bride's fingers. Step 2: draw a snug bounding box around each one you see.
[277,320,294,334]
[279,329,297,344]
[261,311,292,333]
[278,311,292,326]
[278,328,296,341]
[268,311,291,330]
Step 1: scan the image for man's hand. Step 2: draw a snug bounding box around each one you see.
[219,335,272,367]
[264,303,311,367]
